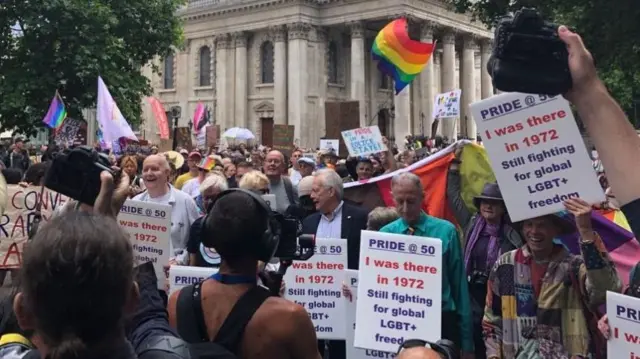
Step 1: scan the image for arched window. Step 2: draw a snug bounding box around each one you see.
[328,41,338,84]
[380,71,391,90]
[260,41,274,84]
[199,47,211,86]
[163,54,174,89]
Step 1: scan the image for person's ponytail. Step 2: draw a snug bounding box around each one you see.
[47,334,89,359]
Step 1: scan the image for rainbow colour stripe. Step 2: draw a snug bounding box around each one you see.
[372,18,436,94]
[42,91,67,129]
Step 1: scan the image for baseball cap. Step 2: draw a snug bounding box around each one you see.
[297,157,316,167]
[297,176,314,197]
[188,151,202,160]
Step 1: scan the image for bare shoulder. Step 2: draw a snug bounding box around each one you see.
[259,296,307,319]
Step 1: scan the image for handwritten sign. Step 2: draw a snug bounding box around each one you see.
[346,270,396,359]
[469,93,604,222]
[341,126,387,157]
[273,124,295,156]
[320,139,340,156]
[283,238,347,340]
[261,194,277,211]
[606,291,640,359]
[169,265,218,295]
[118,200,171,289]
[432,89,461,119]
[0,186,69,268]
[354,230,442,353]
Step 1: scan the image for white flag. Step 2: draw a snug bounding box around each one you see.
[97,76,138,143]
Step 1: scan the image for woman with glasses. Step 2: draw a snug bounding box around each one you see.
[238,170,270,195]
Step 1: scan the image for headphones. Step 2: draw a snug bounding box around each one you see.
[201,188,280,262]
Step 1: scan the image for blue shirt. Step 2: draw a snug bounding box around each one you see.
[380,211,473,352]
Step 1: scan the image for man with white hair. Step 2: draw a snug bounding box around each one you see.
[380,172,474,359]
[301,168,369,359]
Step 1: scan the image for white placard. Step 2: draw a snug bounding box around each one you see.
[341,126,387,157]
[469,93,605,222]
[606,291,640,359]
[432,89,462,119]
[261,194,277,211]
[169,265,218,295]
[346,270,396,359]
[118,200,172,289]
[354,231,442,353]
[284,238,348,340]
[320,139,340,156]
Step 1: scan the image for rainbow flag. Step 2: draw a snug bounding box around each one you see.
[372,18,436,94]
[42,91,67,129]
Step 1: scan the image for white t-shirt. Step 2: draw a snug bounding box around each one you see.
[181,177,202,198]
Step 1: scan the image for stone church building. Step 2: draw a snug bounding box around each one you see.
[140,0,494,148]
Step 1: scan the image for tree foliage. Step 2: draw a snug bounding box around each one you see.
[446,0,640,122]
[0,0,184,136]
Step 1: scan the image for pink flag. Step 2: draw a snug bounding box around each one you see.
[147,97,170,139]
[193,103,205,131]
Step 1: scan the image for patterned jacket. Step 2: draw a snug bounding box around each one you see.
[482,233,621,358]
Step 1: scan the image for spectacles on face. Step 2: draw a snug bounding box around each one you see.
[259,188,269,194]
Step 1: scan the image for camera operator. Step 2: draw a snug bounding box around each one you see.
[167,189,321,359]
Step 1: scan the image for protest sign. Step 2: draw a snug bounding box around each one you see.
[283,238,347,340]
[206,125,219,148]
[273,125,295,156]
[346,270,396,359]
[169,265,218,295]
[606,291,640,358]
[469,93,604,222]
[341,126,387,157]
[118,200,171,289]
[320,139,340,156]
[354,230,442,353]
[261,194,277,211]
[432,89,461,119]
[0,185,69,268]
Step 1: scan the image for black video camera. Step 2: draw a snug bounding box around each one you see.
[44,146,120,206]
[272,212,315,261]
[488,8,572,95]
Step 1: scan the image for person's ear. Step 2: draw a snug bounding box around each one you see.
[14,293,35,331]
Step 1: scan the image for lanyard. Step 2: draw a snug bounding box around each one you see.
[210,273,256,285]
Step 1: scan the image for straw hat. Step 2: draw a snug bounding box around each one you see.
[164,151,185,170]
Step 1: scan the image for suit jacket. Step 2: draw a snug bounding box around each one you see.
[302,202,369,269]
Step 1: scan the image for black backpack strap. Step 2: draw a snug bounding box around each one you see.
[176,281,209,343]
[282,177,296,205]
[214,286,272,353]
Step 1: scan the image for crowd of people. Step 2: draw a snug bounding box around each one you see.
[0,25,637,359]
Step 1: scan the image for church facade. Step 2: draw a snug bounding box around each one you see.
[141,0,494,148]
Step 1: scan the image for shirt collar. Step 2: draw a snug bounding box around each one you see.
[322,201,344,222]
[397,211,429,234]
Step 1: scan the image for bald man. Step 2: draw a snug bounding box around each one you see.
[397,346,444,359]
[263,150,297,213]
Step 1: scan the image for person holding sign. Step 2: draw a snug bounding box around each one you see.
[482,198,621,359]
[379,172,474,358]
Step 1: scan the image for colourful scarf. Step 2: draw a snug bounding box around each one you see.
[463,216,501,275]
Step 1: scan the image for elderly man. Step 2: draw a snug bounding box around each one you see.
[302,169,368,359]
[379,172,474,358]
[482,198,621,359]
[263,150,297,213]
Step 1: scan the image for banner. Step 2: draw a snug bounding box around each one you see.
[432,89,461,119]
[0,185,69,268]
[148,97,170,140]
[341,126,387,157]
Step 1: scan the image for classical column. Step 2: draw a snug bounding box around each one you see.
[461,35,477,139]
[316,27,328,138]
[226,35,236,128]
[440,30,457,141]
[394,85,411,146]
[350,21,366,127]
[215,34,230,130]
[287,22,310,145]
[420,22,436,137]
[480,39,494,99]
[271,26,288,125]
[233,32,248,128]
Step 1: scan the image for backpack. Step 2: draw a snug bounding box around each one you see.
[176,281,271,359]
[282,177,296,206]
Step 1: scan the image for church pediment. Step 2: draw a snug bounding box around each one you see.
[253,101,274,112]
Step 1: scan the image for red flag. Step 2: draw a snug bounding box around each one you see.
[148,97,170,139]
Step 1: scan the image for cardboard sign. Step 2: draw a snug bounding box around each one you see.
[320,139,340,156]
[341,126,387,157]
[606,291,640,359]
[354,231,442,353]
[175,127,193,151]
[432,90,462,119]
[55,118,88,146]
[206,125,219,148]
[283,238,347,340]
[0,186,69,268]
[469,93,605,222]
[118,200,171,289]
[272,124,295,156]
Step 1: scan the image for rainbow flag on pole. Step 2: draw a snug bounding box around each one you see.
[372,18,436,94]
[42,91,67,129]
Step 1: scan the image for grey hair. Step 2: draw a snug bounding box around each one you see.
[367,207,399,231]
[391,172,422,193]
[199,173,228,194]
[314,169,344,200]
